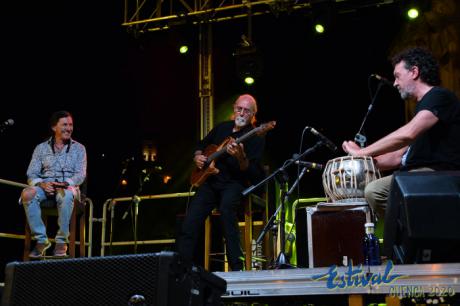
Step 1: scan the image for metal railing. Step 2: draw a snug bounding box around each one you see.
[100,192,195,256]
[0,177,95,257]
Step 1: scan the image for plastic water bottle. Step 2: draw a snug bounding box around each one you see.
[363,222,381,265]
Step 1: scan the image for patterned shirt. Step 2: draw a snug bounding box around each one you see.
[26,137,87,187]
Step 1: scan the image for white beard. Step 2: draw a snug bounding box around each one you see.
[235,116,248,127]
[399,83,416,100]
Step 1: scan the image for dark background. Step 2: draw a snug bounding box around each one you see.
[1,1,409,279]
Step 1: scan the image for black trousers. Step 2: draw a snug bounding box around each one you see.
[177,180,244,271]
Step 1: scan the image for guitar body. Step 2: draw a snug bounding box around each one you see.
[190,121,276,188]
[190,139,231,187]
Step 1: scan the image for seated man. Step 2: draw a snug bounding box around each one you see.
[343,47,460,221]
[177,94,266,271]
[20,110,87,258]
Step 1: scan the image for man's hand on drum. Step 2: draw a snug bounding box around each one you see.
[342,141,363,156]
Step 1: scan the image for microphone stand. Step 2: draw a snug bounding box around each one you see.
[276,165,310,267]
[243,141,323,269]
[108,161,130,255]
[275,180,291,268]
[132,195,141,254]
[355,82,384,148]
[121,170,150,254]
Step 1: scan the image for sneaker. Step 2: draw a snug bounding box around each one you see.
[29,241,52,259]
[53,243,68,257]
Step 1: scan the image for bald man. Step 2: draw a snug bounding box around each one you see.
[177,94,266,271]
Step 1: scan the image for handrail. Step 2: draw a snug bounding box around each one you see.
[0,178,28,189]
[100,191,195,256]
[0,177,94,257]
[0,178,27,241]
[85,197,94,257]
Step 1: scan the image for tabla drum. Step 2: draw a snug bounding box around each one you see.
[322,156,380,203]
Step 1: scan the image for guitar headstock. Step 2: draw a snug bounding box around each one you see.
[256,121,276,136]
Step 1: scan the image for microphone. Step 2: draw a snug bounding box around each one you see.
[371,74,393,87]
[294,160,323,170]
[307,127,338,152]
[0,119,14,129]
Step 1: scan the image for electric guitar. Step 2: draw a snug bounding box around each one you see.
[190,121,276,187]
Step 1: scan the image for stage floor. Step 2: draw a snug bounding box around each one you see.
[214,262,460,305]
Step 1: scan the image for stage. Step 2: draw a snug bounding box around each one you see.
[215,262,460,305]
[1,254,460,306]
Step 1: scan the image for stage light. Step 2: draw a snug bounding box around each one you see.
[234,37,263,86]
[314,23,325,34]
[244,76,255,85]
[401,0,430,21]
[310,1,334,35]
[407,8,419,19]
[179,45,189,54]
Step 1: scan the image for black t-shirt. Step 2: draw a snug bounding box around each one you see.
[403,87,460,170]
[196,120,266,185]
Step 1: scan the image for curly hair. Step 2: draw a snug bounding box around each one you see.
[391,47,440,86]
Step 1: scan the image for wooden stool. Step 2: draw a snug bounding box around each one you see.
[203,209,222,270]
[23,197,87,261]
[203,193,269,271]
[241,193,269,270]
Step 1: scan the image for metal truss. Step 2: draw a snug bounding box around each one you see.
[122,0,398,33]
[122,0,310,33]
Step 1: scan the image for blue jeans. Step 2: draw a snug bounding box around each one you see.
[22,186,75,244]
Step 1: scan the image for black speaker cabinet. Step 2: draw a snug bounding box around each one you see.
[296,205,371,268]
[1,251,226,306]
[384,171,460,264]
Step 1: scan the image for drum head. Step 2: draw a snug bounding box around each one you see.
[322,156,380,203]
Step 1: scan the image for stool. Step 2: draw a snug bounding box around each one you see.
[204,192,269,271]
[23,196,87,261]
[204,209,223,270]
[241,193,269,270]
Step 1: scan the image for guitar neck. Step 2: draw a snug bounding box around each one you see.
[235,128,259,143]
[207,127,260,162]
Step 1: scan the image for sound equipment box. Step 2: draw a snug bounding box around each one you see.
[1,251,226,306]
[384,171,460,264]
[296,205,371,268]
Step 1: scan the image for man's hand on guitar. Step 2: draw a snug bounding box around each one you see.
[226,138,249,170]
[190,120,275,187]
[226,138,244,159]
[194,153,208,169]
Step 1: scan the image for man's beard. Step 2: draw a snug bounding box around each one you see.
[235,115,248,127]
[399,84,415,100]
[400,90,410,100]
